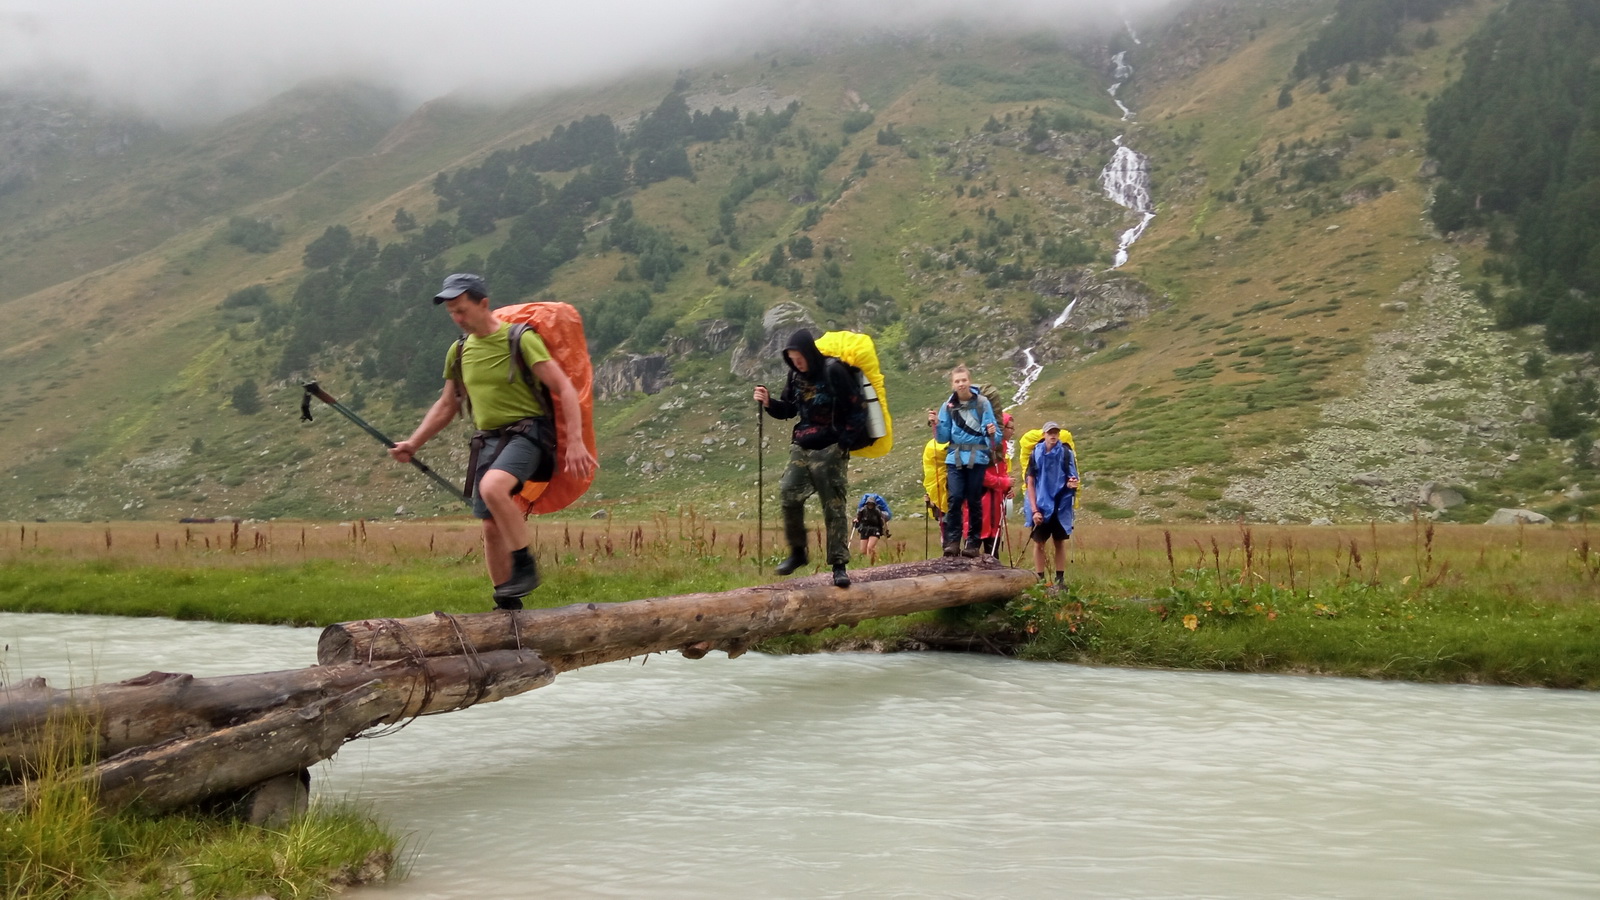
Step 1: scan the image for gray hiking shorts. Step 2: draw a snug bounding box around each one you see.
[470,433,544,520]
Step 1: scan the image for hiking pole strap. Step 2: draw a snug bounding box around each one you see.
[302,382,467,504]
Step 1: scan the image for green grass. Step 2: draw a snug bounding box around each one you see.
[2,716,398,900]
[4,519,1598,689]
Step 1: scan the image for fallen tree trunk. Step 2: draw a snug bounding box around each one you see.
[1,650,552,787]
[319,558,1035,671]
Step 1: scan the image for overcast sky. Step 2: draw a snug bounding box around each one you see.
[0,0,1177,121]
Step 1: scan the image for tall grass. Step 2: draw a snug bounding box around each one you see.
[0,716,398,900]
[2,514,1597,687]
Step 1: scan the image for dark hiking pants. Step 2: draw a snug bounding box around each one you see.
[945,463,987,543]
[780,444,850,566]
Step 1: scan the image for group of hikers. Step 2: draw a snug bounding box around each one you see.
[388,273,1079,610]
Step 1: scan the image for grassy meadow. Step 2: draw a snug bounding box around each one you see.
[2,514,1597,688]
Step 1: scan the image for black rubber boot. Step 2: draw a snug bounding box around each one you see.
[494,551,540,602]
[775,546,809,576]
[832,565,851,588]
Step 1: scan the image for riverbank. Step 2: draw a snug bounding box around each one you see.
[3,517,1596,688]
[2,701,395,899]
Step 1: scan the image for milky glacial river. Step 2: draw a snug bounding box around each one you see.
[4,612,1598,899]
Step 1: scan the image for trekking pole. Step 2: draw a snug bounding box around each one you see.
[300,382,465,503]
[923,499,930,559]
[756,394,765,567]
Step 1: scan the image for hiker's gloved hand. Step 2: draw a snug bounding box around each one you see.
[389,441,418,464]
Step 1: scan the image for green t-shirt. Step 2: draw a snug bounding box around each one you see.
[444,322,553,430]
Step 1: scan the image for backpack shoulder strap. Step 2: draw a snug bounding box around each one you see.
[506,322,538,386]
[448,334,471,420]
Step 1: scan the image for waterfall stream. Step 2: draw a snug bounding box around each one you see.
[1012,30,1153,407]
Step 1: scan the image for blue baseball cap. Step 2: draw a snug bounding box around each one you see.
[434,273,487,303]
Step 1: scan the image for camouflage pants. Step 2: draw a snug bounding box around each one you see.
[779,443,850,566]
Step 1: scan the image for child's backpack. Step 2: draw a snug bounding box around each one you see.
[1020,427,1078,509]
[857,492,892,521]
[449,302,596,514]
[814,331,893,457]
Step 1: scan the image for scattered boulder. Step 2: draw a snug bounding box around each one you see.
[1485,508,1551,526]
[1418,482,1465,510]
[1350,472,1387,487]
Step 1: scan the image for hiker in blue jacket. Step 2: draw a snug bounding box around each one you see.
[1026,421,1080,586]
[933,364,999,557]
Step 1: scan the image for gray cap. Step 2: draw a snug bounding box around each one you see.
[1042,421,1061,432]
[433,273,487,303]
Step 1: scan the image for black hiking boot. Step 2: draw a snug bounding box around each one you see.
[832,565,851,588]
[961,538,982,558]
[493,595,525,611]
[775,546,809,576]
[494,554,540,602]
[942,539,960,557]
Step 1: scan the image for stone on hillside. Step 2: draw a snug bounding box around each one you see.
[1485,508,1550,526]
[1350,472,1387,486]
[1381,301,1408,313]
[1310,517,1333,526]
[1419,481,1465,509]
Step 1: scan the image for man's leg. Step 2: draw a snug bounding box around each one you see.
[776,447,814,575]
[476,435,541,606]
[943,466,967,555]
[479,469,526,578]
[1033,532,1048,580]
[811,445,851,586]
[1053,536,1068,585]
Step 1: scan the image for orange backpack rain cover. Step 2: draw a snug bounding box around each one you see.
[494,302,596,515]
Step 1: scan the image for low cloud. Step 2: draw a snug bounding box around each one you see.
[0,0,1176,121]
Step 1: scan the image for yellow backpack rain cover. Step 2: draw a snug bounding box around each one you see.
[1019,426,1077,508]
[814,330,893,458]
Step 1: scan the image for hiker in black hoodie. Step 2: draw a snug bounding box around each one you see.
[753,329,856,587]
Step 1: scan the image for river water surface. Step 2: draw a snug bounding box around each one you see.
[4,612,1598,899]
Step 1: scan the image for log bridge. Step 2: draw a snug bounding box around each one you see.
[0,558,1033,822]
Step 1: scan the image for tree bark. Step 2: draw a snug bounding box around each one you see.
[1,650,552,785]
[318,558,1035,671]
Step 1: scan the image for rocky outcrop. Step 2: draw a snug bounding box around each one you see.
[665,318,741,358]
[594,354,670,398]
[1030,269,1158,335]
[730,301,817,380]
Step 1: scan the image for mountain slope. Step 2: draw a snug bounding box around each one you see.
[0,0,1593,526]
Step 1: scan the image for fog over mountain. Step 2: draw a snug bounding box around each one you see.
[1,0,1176,121]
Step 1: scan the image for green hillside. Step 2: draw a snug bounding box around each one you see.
[0,0,1594,526]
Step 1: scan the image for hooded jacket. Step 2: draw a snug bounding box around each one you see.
[764,330,856,450]
[1027,438,1078,527]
